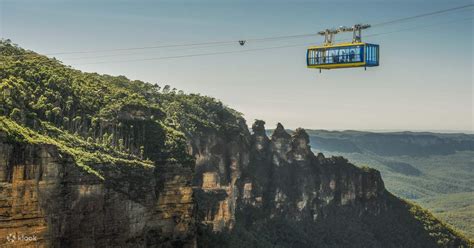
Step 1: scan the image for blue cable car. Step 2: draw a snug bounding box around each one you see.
[307,24,379,71]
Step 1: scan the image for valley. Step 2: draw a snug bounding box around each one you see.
[299,130,474,238]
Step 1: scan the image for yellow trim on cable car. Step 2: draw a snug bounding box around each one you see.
[307,62,366,69]
[306,42,370,69]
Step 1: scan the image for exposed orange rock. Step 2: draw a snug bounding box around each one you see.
[0,139,196,248]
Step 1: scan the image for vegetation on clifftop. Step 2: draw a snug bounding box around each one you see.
[0,116,153,179]
[0,39,244,175]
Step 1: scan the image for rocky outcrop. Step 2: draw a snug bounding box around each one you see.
[187,120,386,231]
[193,121,470,248]
[0,133,196,248]
[236,122,386,222]
[186,118,250,232]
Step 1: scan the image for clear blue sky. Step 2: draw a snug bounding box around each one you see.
[1,0,472,132]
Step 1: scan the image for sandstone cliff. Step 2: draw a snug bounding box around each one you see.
[191,120,385,231]
[189,121,470,248]
[1,118,471,247]
[0,132,196,248]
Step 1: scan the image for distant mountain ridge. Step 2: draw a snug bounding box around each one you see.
[267,129,474,156]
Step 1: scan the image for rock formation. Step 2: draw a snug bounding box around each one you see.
[190,120,385,231]
[0,133,196,247]
[0,119,470,247]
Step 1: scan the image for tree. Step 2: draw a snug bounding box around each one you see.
[162,85,171,94]
[9,108,22,122]
[107,133,114,147]
[140,146,145,159]
[73,116,82,132]
[102,133,110,146]
[63,117,70,129]
[45,110,52,121]
[52,107,61,124]
[118,139,125,151]
[151,84,161,93]
[65,96,74,113]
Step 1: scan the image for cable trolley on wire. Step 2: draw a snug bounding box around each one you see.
[307,24,379,72]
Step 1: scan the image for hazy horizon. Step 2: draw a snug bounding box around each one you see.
[1,0,472,132]
[264,126,474,134]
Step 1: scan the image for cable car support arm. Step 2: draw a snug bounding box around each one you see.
[318,24,371,44]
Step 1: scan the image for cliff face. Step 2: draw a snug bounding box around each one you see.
[189,121,469,248]
[0,119,470,248]
[0,132,196,248]
[190,120,386,231]
[188,118,250,231]
[238,122,386,220]
[0,117,386,247]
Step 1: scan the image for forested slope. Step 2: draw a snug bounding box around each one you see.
[0,39,244,178]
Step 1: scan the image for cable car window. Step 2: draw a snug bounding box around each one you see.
[364,44,379,65]
[367,46,371,63]
[307,45,364,66]
[372,46,375,62]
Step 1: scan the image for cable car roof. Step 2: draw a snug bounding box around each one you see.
[307,42,367,50]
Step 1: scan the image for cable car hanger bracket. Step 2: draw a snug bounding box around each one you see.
[318,24,371,46]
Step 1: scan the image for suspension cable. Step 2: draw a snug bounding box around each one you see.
[1,4,472,64]
[2,4,471,58]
